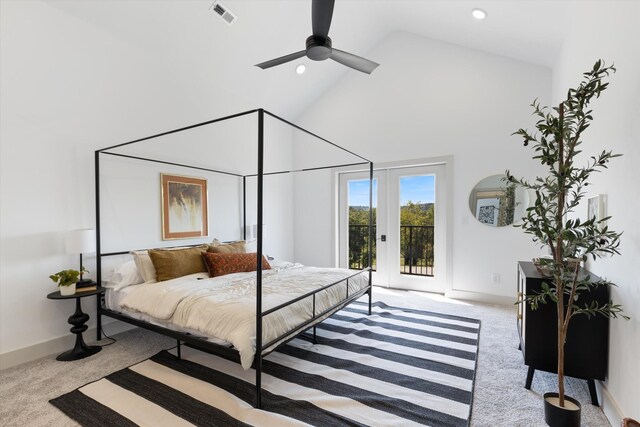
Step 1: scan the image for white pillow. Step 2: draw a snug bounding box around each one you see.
[106,260,144,290]
[130,250,156,283]
[244,239,257,253]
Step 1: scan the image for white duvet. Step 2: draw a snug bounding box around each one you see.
[119,264,369,369]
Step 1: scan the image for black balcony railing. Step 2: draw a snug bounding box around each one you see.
[399,225,434,276]
[348,224,376,271]
[349,224,434,277]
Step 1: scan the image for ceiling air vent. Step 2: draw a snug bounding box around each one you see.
[210,1,237,25]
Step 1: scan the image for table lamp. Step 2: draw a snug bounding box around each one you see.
[65,229,96,287]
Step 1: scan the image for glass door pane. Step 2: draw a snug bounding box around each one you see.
[347,179,377,271]
[399,175,434,277]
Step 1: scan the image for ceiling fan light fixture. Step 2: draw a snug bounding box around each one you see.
[254,0,379,74]
[472,8,487,20]
[296,64,306,74]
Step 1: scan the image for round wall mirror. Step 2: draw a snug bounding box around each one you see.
[468,174,529,227]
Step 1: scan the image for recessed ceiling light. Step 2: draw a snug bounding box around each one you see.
[472,8,487,20]
[296,64,306,74]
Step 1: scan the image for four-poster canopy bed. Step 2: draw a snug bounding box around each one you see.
[93,108,374,408]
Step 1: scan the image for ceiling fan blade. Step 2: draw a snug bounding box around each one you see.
[330,48,379,74]
[312,0,335,40]
[255,50,307,69]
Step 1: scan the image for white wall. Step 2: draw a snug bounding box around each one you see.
[99,157,243,253]
[0,1,292,362]
[293,168,335,267]
[291,128,368,267]
[551,1,640,422]
[244,117,295,261]
[294,31,551,299]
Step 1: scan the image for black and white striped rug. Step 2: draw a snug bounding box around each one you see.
[51,301,480,426]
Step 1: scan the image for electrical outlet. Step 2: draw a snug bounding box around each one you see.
[492,273,501,285]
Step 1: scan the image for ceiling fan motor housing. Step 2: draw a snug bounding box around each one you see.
[255,0,378,74]
[306,35,332,61]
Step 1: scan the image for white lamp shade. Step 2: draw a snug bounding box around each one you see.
[65,229,96,254]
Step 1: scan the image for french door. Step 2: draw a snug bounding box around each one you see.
[339,164,446,293]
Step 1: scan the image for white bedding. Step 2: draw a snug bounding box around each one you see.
[119,265,369,369]
[105,283,231,346]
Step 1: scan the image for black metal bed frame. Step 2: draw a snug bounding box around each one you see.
[93,108,374,409]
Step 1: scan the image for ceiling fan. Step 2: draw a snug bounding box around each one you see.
[255,0,379,74]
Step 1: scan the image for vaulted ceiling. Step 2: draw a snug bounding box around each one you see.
[47,0,571,119]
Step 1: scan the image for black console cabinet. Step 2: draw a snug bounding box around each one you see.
[517,261,609,405]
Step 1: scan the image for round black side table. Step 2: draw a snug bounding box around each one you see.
[47,286,106,361]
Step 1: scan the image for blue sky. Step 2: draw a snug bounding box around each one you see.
[348,180,378,207]
[348,175,435,206]
[399,175,435,205]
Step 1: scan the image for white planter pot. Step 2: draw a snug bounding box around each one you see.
[59,283,76,296]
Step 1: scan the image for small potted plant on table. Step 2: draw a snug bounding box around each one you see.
[507,60,628,427]
[50,268,88,296]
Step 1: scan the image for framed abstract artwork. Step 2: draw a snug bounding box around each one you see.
[161,174,208,240]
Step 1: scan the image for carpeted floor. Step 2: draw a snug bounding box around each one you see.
[0,288,611,427]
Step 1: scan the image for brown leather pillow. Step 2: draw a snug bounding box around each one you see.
[201,252,271,277]
[207,240,246,254]
[148,245,208,282]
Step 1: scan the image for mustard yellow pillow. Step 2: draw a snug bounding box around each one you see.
[148,245,208,282]
[207,240,246,254]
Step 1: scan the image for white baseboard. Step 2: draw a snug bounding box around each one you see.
[0,320,136,371]
[373,285,515,306]
[445,289,515,306]
[598,380,624,427]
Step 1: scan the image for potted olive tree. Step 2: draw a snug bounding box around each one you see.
[50,268,88,296]
[507,60,628,427]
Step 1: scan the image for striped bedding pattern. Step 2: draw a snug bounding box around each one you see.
[50,301,480,426]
